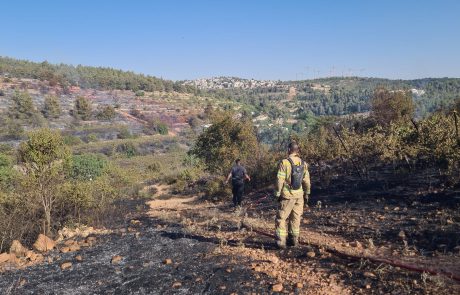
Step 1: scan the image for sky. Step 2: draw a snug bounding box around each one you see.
[1,0,460,81]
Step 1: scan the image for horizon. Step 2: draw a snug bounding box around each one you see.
[2,1,460,80]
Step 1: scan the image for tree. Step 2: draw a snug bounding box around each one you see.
[96,105,116,121]
[17,129,70,236]
[370,87,415,126]
[7,91,42,125]
[42,95,61,119]
[73,96,92,120]
[190,112,258,173]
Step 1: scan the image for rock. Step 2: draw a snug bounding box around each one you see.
[60,247,71,253]
[33,234,55,252]
[272,283,283,292]
[225,268,232,273]
[75,255,83,262]
[26,251,39,262]
[69,244,81,252]
[365,284,371,289]
[64,239,76,246]
[18,278,27,287]
[10,240,28,257]
[111,255,123,264]
[219,285,226,290]
[60,262,72,270]
[87,236,96,243]
[163,258,173,265]
[80,242,91,247]
[131,219,141,226]
[363,272,376,278]
[398,230,406,239]
[350,241,362,248]
[0,252,10,263]
[172,281,182,288]
[307,251,316,258]
[35,254,44,263]
[295,282,303,289]
[25,250,35,259]
[268,256,280,264]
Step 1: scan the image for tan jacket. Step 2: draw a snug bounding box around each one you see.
[276,153,311,199]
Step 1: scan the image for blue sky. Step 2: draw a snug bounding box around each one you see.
[1,0,459,80]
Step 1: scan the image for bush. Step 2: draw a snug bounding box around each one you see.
[135,90,145,97]
[63,135,83,146]
[42,95,61,119]
[0,154,17,191]
[96,105,116,121]
[117,126,133,139]
[68,153,108,181]
[116,142,138,157]
[73,96,93,120]
[7,91,43,126]
[86,133,99,142]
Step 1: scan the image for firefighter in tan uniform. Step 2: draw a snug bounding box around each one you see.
[275,142,311,249]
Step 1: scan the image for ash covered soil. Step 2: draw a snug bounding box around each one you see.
[0,216,272,294]
[1,184,459,294]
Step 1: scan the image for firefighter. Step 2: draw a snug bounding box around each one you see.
[274,141,311,249]
[225,159,251,207]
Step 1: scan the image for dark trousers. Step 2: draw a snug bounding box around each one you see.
[232,182,244,206]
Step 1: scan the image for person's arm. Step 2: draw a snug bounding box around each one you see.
[225,171,232,184]
[302,163,311,202]
[276,161,286,199]
[243,168,251,182]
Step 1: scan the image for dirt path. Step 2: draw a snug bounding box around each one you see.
[146,185,460,294]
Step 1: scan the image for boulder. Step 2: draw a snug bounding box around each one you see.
[272,283,283,292]
[0,253,18,265]
[33,234,56,252]
[60,262,72,270]
[0,252,10,263]
[306,251,316,258]
[111,255,123,264]
[10,240,28,257]
[64,239,77,246]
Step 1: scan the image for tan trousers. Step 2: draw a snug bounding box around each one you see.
[275,197,304,241]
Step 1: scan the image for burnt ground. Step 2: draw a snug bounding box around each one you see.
[0,182,459,294]
[0,214,273,294]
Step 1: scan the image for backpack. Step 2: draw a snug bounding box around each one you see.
[287,158,304,190]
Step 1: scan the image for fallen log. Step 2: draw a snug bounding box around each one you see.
[241,222,460,282]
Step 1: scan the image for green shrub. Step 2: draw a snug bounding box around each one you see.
[0,154,17,191]
[73,96,93,120]
[17,128,70,235]
[7,91,42,125]
[86,133,99,142]
[116,142,138,157]
[96,105,116,121]
[135,90,145,97]
[68,153,108,181]
[63,135,83,146]
[42,95,61,119]
[117,126,133,139]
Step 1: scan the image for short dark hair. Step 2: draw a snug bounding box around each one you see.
[235,158,241,164]
[288,141,299,153]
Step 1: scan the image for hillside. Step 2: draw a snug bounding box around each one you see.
[0,57,459,294]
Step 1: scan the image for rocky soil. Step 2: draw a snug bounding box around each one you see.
[0,184,459,294]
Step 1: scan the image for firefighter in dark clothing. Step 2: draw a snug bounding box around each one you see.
[225,159,251,207]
